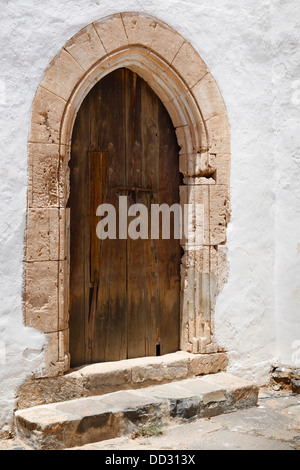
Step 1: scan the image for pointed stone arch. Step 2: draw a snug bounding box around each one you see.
[24,12,231,377]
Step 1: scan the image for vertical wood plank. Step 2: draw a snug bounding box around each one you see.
[90,151,102,284]
[68,95,90,368]
[140,77,160,357]
[158,95,182,356]
[125,69,147,359]
[88,151,107,362]
[91,70,127,362]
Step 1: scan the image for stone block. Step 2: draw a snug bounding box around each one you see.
[150,22,185,64]
[93,14,128,53]
[191,73,226,121]
[41,49,85,101]
[15,401,116,450]
[181,270,215,347]
[28,143,60,208]
[180,185,209,246]
[24,261,59,333]
[182,378,226,405]
[172,42,208,89]
[143,382,195,400]
[121,13,157,49]
[209,185,230,245]
[206,113,231,154]
[180,244,223,353]
[57,396,112,418]
[25,208,65,262]
[79,361,132,396]
[98,390,165,420]
[16,372,84,410]
[15,392,167,449]
[64,23,106,71]
[189,352,228,376]
[131,354,191,385]
[209,153,231,186]
[202,372,259,406]
[196,272,214,323]
[30,86,66,145]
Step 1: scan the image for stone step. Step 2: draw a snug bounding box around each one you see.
[14,373,259,450]
[16,352,228,409]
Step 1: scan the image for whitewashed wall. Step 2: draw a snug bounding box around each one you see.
[271,0,300,367]
[0,0,299,432]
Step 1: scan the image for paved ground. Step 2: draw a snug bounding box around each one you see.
[1,389,300,451]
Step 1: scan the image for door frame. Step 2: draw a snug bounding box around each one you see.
[24,12,231,377]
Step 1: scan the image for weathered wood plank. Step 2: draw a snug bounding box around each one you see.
[158,95,182,356]
[140,76,160,357]
[68,96,90,368]
[125,69,147,359]
[91,70,127,363]
[90,151,102,284]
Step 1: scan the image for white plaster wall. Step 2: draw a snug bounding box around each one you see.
[0,0,298,431]
[271,0,300,368]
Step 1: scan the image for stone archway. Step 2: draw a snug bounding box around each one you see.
[24,12,231,377]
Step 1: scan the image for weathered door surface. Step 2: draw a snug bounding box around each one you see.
[68,68,181,367]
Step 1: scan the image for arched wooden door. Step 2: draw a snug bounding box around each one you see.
[68,68,182,367]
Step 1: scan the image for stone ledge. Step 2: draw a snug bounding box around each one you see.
[14,373,258,450]
[16,352,228,409]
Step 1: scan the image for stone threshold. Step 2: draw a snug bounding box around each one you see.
[16,351,228,409]
[14,372,259,450]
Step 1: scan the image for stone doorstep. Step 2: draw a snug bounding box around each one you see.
[16,351,229,409]
[14,373,259,450]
